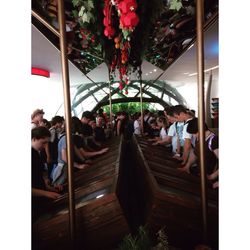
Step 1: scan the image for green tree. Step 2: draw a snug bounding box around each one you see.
[103,102,153,115]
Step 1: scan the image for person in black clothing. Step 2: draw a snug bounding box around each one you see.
[184,118,219,188]
[147,119,160,138]
[72,116,108,163]
[89,120,106,142]
[115,111,134,139]
[81,111,102,150]
[32,127,63,220]
[48,115,64,180]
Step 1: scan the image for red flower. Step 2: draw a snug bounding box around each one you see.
[118,0,138,14]
[119,82,124,90]
[104,26,115,38]
[103,17,110,26]
[120,12,139,29]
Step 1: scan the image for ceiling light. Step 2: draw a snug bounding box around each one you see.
[145,73,148,76]
[187,44,194,50]
[188,65,219,77]
[149,71,152,74]
[182,38,192,45]
[153,69,157,72]
[204,65,219,72]
[96,194,104,199]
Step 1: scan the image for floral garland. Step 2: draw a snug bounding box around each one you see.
[103,0,139,94]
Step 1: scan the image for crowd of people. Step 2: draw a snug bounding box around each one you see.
[31,105,219,219]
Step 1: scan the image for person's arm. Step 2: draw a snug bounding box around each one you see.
[61,148,67,163]
[80,147,109,158]
[62,146,89,169]
[32,188,61,199]
[117,120,121,136]
[45,143,51,164]
[207,169,218,180]
[175,133,181,154]
[213,148,219,159]
[153,136,172,145]
[179,148,197,172]
[74,146,86,162]
[148,137,159,142]
[181,138,191,165]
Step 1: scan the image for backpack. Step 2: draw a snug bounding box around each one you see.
[143,116,151,134]
[207,133,216,152]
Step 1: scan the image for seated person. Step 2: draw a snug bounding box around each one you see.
[32,127,63,220]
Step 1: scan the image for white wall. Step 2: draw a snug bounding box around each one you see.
[30,75,64,120]
[175,70,219,114]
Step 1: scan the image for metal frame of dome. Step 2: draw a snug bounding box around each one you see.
[71,79,187,115]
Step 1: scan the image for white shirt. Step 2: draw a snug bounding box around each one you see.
[168,122,184,153]
[159,127,167,140]
[134,120,141,135]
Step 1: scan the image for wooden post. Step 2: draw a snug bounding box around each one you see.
[196,0,208,243]
[139,67,144,134]
[57,0,76,247]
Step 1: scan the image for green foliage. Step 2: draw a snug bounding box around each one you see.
[119,226,151,250]
[169,0,183,11]
[103,102,151,115]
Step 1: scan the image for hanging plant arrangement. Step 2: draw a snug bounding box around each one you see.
[102,0,140,94]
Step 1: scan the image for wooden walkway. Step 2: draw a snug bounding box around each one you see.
[132,135,218,249]
[33,136,129,250]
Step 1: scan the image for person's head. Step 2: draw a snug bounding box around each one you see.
[157,116,168,128]
[157,110,165,117]
[81,111,93,124]
[39,118,51,129]
[165,106,178,124]
[117,111,127,120]
[186,118,208,137]
[31,109,44,123]
[172,105,190,122]
[149,119,157,129]
[71,116,82,134]
[164,106,170,117]
[144,109,150,116]
[51,116,64,129]
[31,126,51,151]
[89,120,97,129]
[133,112,141,120]
[98,108,104,115]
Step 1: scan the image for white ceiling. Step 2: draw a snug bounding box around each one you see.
[32,19,218,87]
[32,25,164,86]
